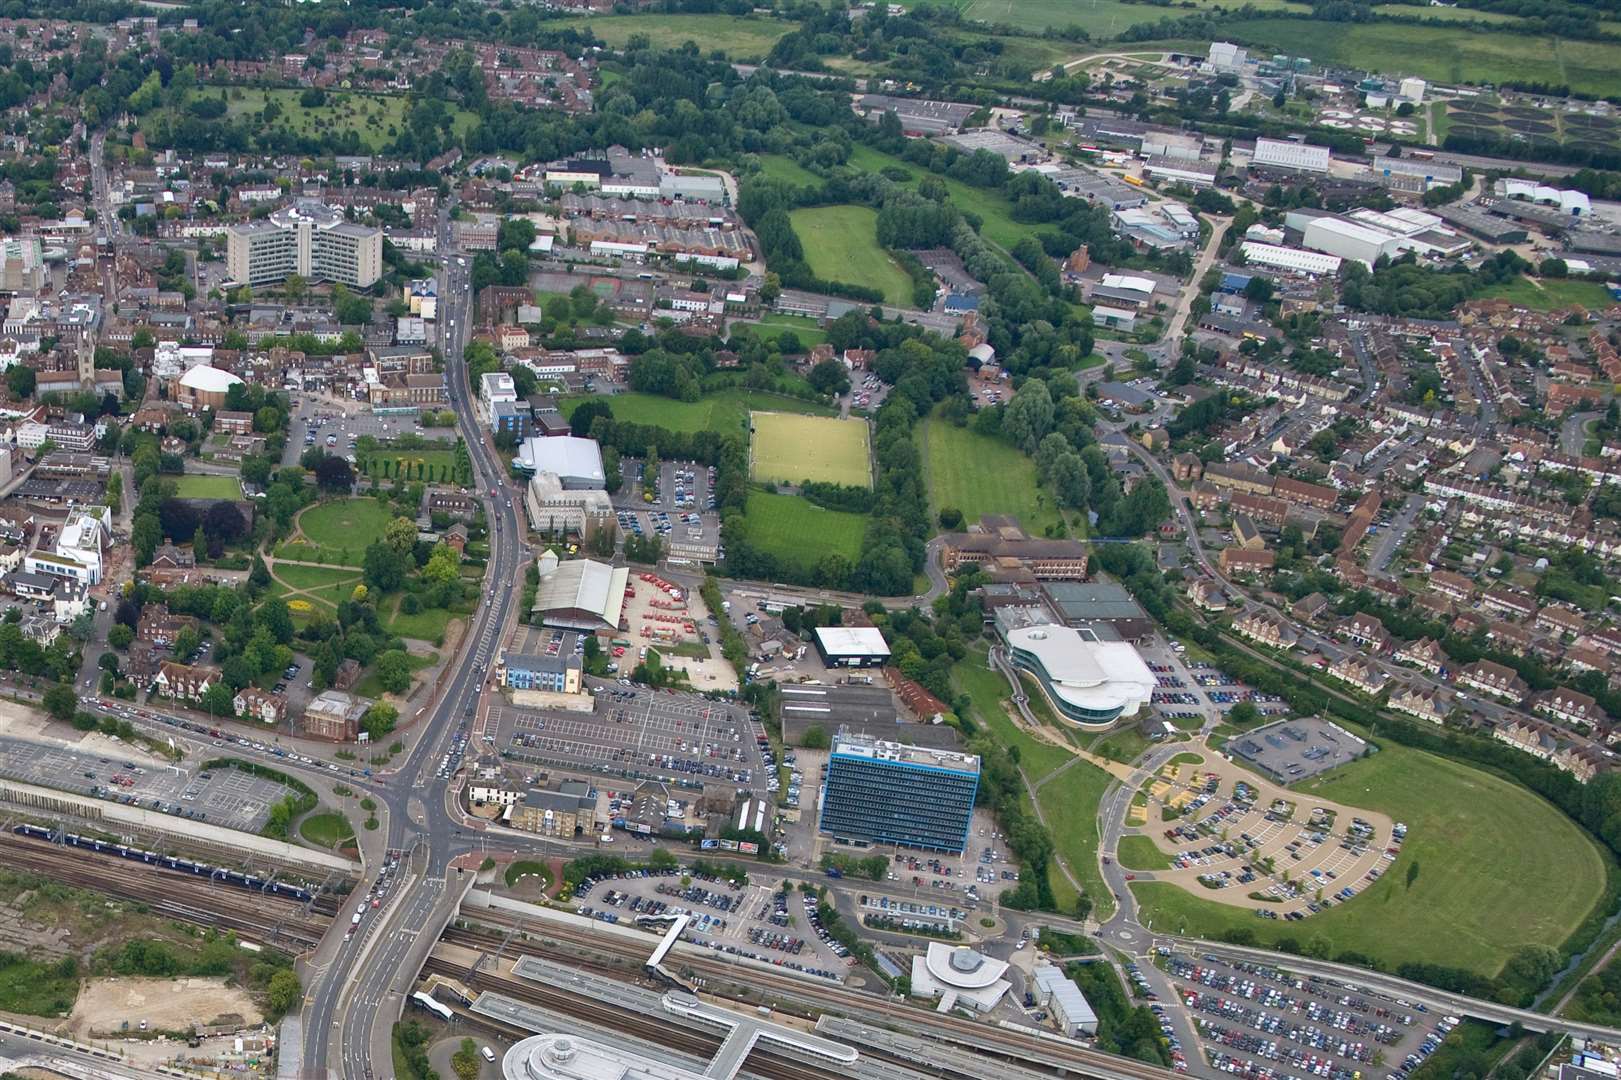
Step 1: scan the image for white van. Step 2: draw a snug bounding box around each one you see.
[481,1047,497,1063]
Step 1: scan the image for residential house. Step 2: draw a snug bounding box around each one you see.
[1218,547,1276,575]
[1532,687,1606,730]
[233,687,288,725]
[1456,659,1529,703]
[153,660,217,702]
[1394,637,1447,675]
[1233,610,1297,649]
[1389,682,1450,724]
[1328,655,1389,696]
[1339,612,1393,653]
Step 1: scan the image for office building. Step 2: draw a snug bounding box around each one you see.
[998,616,1155,728]
[818,732,980,853]
[226,202,383,288]
[1252,138,1331,174]
[504,650,584,694]
[0,237,44,292]
[525,471,613,537]
[909,943,1012,1013]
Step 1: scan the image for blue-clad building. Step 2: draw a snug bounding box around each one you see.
[817,732,980,854]
[503,649,582,694]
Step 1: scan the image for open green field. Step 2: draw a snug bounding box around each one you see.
[383,593,466,643]
[1476,276,1617,312]
[1226,18,1621,97]
[562,390,833,437]
[750,412,871,488]
[738,490,867,570]
[846,144,1035,251]
[730,314,830,351]
[756,155,823,187]
[1041,759,1117,918]
[298,499,400,552]
[272,563,363,611]
[353,650,437,699]
[187,88,477,153]
[1133,741,1611,977]
[555,13,795,60]
[1118,834,1173,871]
[917,415,1059,534]
[359,448,457,483]
[173,473,241,500]
[787,205,915,307]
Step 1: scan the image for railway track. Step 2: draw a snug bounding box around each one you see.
[443,913,1178,1080]
[422,954,849,1080]
[0,833,331,949]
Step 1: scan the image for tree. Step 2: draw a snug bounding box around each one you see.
[266,969,300,1016]
[361,702,399,741]
[807,358,851,397]
[383,515,417,553]
[375,650,412,694]
[200,682,235,718]
[452,1038,481,1080]
[108,623,134,650]
[314,455,354,491]
[364,542,408,591]
[938,507,963,530]
[1002,379,1055,454]
[257,597,295,645]
[5,364,34,400]
[568,398,613,438]
[43,684,77,722]
[423,542,459,585]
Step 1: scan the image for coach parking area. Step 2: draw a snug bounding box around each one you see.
[571,867,850,980]
[0,734,289,831]
[1165,951,1457,1080]
[488,684,771,796]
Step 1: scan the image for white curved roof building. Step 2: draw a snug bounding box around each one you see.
[176,363,245,409]
[909,942,1011,1012]
[1004,624,1155,729]
[503,1034,706,1080]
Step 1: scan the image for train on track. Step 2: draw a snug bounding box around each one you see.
[10,823,315,902]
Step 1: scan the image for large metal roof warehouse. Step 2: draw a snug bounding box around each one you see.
[530,550,629,632]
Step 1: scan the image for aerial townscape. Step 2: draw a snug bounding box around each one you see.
[6,2,1621,1080]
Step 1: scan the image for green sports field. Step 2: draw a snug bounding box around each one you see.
[917,415,1059,534]
[561,390,833,437]
[737,490,867,570]
[750,412,871,488]
[786,205,915,307]
[1133,741,1611,977]
[173,474,241,500]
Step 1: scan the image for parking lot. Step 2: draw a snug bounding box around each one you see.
[847,372,890,414]
[1229,718,1370,785]
[0,734,290,831]
[1164,951,1457,1080]
[614,459,723,561]
[1123,744,1400,917]
[283,399,454,467]
[571,866,850,981]
[487,684,769,796]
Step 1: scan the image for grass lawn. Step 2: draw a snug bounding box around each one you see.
[1118,834,1173,871]
[173,473,241,500]
[1133,741,1611,977]
[382,593,467,643]
[730,314,829,350]
[298,499,399,552]
[846,144,1035,251]
[554,13,795,59]
[273,540,363,569]
[272,564,363,610]
[299,811,355,849]
[787,205,915,307]
[952,649,1073,782]
[738,490,867,571]
[504,860,553,889]
[560,390,833,437]
[750,411,871,487]
[755,155,823,187]
[203,88,476,153]
[917,413,1060,534]
[1475,276,1616,312]
[1039,759,1117,920]
[1225,18,1621,97]
[358,448,457,484]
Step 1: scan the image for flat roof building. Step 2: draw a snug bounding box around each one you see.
[818,732,980,853]
[514,435,605,488]
[1252,138,1331,174]
[1239,241,1342,277]
[226,201,382,288]
[910,943,1011,1013]
[812,626,892,669]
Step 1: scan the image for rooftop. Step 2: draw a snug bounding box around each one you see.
[831,731,980,775]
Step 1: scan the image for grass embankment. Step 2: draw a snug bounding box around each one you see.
[917,414,1061,534]
[787,204,916,307]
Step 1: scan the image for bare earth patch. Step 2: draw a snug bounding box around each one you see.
[70,977,262,1039]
